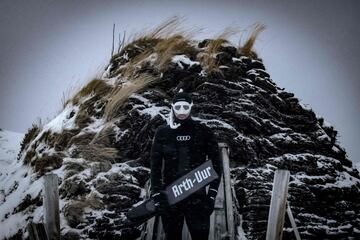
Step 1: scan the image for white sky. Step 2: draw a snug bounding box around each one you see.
[0,0,359,163]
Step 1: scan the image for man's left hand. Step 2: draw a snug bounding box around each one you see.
[204,188,217,215]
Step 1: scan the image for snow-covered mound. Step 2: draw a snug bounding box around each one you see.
[0,129,32,239]
[1,19,360,239]
[0,129,24,172]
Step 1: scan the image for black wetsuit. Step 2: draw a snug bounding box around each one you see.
[150,117,222,240]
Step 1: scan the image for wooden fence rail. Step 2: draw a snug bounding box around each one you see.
[266,169,301,240]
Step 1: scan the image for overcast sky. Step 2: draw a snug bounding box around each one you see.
[0,0,359,163]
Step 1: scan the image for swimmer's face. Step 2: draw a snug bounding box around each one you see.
[171,101,193,120]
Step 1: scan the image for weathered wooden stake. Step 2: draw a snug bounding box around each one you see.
[43,173,60,240]
[286,201,301,240]
[219,143,235,240]
[27,222,48,240]
[266,169,290,240]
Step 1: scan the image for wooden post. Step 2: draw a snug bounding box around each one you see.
[43,174,60,240]
[209,173,226,240]
[266,169,290,240]
[286,201,301,240]
[27,222,48,240]
[141,215,155,240]
[219,143,235,240]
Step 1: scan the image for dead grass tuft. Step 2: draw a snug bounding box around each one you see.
[154,34,198,71]
[76,144,118,163]
[74,109,93,129]
[113,49,155,78]
[64,161,89,178]
[90,123,116,146]
[146,15,187,40]
[65,79,113,106]
[34,154,63,175]
[23,149,36,165]
[18,124,41,159]
[68,132,97,147]
[53,129,80,151]
[104,73,157,121]
[238,22,266,57]
[64,161,88,172]
[63,200,88,227]
[64,193,104,227]
[197,27,239,75]
[111,16,200,77]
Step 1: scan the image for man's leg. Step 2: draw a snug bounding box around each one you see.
[184,197,210,240]
[161,207,184,240]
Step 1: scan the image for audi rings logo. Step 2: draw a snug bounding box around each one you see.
[176,135,191,141]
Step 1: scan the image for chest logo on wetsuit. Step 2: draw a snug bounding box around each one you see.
[176,135,191,141]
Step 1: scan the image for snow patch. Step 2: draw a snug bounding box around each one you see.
[44,105,79,133]
[323,171,360,188]
[171,54,199,69]
[191,116,236,130]
[0,130,45,239]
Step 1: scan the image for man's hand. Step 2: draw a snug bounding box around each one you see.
[204,188,218,215]
[152,191,169,213]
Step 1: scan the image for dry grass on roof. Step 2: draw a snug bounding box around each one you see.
[238,22,266,57]
[118,15,186,56]
[19,123,41,157]
[64,78,113,107]
[64,195,104,228]
[154,34,198,71]
[77,144,118,163]
[197,27,239,75]
[146,15,188,39]
[90,123,117,146]
[104,73,157,121]
[112,49,155,79]
[111,16,199,77]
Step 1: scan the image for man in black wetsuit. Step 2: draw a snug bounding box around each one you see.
[150,89,222,240]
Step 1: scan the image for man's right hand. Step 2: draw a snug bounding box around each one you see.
[152,191,169,213]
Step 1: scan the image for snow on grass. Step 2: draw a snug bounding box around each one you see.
[246,69,260,76]
[129,93,169,120]
[268,132,313,145]
[232,57,242,62]
[298,100,313,111]
[297,212,328,222]
[232,56,250,62]
[191,116,236,131]
[45,104,79,133]
[199,69,207,77]
[261,119,292,132]
[139,106,169,119]
[354,162,360,173]
[322,170,360,188]
[83,117,105,133]
[141,52,158,65]
[269,153,341,165]
[113,126,129,142]
[171,54,199,69]
[269,133,294,142]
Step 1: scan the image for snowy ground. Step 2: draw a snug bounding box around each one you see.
[0,130,23,166]
[355,162,360,174]
[0,129,37,239]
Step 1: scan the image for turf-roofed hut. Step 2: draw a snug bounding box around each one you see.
[3,16,360,239]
